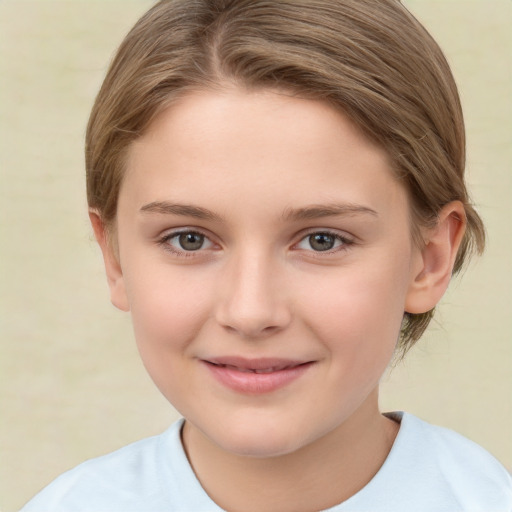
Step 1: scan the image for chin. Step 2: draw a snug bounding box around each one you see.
[207,414,316,459]
[220,432,300,459]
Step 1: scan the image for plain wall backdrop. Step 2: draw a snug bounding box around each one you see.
[1,1,510,510]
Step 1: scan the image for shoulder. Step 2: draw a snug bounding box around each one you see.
[21,420,185,512]
[339,412,512,512]
[403,412,510,476]
[382,412,512,511]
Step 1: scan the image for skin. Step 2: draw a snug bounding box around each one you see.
[91,88,465,512]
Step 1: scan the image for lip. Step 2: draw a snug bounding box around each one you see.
[202,356,315,394]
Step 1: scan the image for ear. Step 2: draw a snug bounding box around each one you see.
[405,201,466,314]
[89,209,130,312]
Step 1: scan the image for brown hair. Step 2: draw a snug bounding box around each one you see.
[86,0,485,355]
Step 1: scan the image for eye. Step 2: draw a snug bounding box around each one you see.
[296,232,351,252]
[161,230,215,253]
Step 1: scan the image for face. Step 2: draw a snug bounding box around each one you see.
[110,88,424,458]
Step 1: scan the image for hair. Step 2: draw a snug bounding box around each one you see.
[86,0,485,356]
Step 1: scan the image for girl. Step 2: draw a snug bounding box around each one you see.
[22,1,512,510]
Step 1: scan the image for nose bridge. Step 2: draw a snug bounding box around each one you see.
[216,244,290,338]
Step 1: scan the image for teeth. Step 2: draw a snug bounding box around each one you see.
[223,365,254,373]
[221,364,287,373]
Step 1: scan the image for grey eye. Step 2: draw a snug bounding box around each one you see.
[162,230,215,255]
[296,232,348,253]
[178,232,205,251]
[308,233,336,251]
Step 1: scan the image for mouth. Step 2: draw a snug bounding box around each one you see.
[205,356,311,372]
[201,357,315,394]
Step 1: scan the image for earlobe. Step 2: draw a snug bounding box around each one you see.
[405,201,466,314]
[89,210,130,312]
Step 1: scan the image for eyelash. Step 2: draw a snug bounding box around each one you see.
[157,229,354,258]
[294,230,354,255]
[158,230,215,258]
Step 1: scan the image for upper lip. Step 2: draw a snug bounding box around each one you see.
[203,356,312,372]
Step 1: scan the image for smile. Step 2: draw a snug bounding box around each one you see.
[215,365,292,374]
[202,357,315,394]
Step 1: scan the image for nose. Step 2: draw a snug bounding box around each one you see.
[215,250,292,339]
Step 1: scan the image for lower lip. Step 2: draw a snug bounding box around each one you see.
[203,361,314,394]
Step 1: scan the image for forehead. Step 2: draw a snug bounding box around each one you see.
[133,88,387,164]
[122,88,408,223]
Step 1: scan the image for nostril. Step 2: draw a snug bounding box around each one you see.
[221,321,285,339]
[214,285,292,338]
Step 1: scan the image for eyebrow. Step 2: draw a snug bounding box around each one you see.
[139,201,378,222]
[281,203,378,221]
[140,201,223,221]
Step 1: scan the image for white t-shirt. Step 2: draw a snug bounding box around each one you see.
[21,412,512,512]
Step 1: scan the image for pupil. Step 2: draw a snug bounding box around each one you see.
[179,232,204,251]
[309,233,335,251]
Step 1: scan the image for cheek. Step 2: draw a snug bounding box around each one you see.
[124,264,211,360]
[124,267,216,407]
[299,258,410,360]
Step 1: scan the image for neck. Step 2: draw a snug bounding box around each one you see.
[181,391,399,512]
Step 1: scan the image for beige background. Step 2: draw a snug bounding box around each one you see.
[1,1,510,510]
